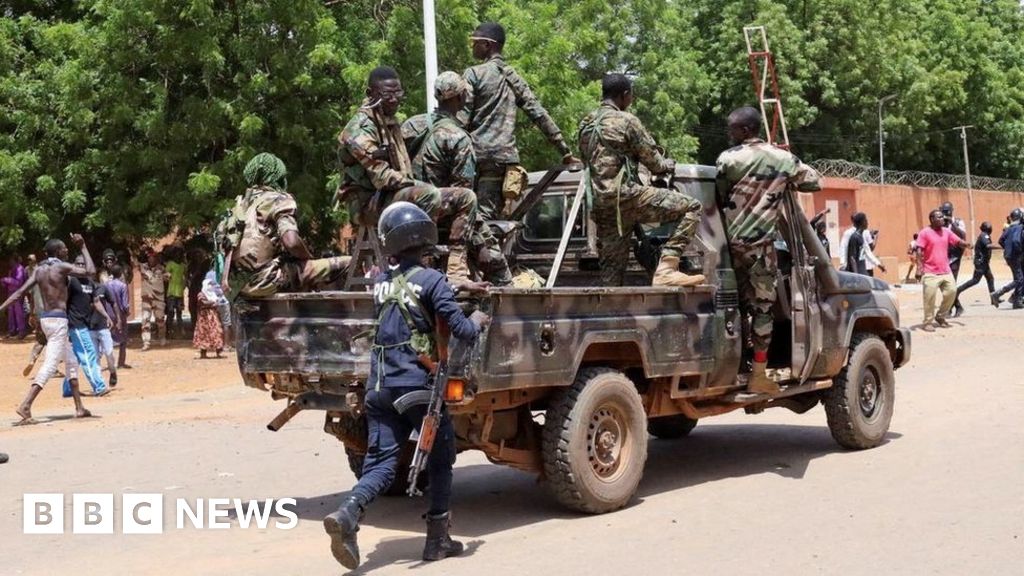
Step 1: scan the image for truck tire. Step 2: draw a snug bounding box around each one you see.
[344,444,422,497]
[647,415,698,439]
[824,333,895,449]
[542,367,648,514]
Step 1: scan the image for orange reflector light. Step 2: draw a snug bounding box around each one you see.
[445,379,465,402]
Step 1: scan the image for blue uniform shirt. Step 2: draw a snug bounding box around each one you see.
[369,261,479,389]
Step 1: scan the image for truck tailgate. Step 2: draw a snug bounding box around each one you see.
[236,292,375,378]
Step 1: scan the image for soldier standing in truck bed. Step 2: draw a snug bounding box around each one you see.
[220,153,350,299]
[462,21,580,220]
[338,66,477,282]
[402,71,513,286]
[578,73,705,288]
[716,107,822,394]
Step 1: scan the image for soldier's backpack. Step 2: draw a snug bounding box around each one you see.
[212,192,251,287]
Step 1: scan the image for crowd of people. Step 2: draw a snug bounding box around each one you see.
[822,200,1023,329]
[0,238,237,427]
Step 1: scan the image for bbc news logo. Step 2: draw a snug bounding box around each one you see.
[24,494,298,534]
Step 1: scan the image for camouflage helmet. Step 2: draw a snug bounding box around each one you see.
[434,71,468,101]
[244,152,288,190]
[378,201,438,256]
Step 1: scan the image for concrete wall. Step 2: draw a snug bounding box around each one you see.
[803,179,1024,269]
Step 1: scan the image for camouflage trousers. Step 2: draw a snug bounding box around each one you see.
[349,184,475,245]
[475,163,506,221]
[731,243,778,352]
[238,256,351,299]
[593,185,702,286]
[468,217,513,286]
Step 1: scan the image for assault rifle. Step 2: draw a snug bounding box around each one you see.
[403,317,450,497]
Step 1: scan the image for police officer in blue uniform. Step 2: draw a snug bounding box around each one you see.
[324,202,490,569]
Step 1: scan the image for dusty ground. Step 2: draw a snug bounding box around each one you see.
[1,284,1022,576]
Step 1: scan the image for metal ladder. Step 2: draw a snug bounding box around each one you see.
[342,225,384,290]
[743,26,790,150]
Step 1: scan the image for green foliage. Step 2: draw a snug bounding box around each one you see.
[1,0,1023,253]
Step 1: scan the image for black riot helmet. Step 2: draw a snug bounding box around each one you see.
[378,201,438,256]
[1011,207,1023,223]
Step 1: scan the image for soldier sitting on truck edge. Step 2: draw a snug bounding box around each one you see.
[323,201,490,569]
[578,73,705,287]
[462,21,581,221]
[337,66,477,283]
[715,107,822,394]
[402,71,513,286]
[219,153,350,299]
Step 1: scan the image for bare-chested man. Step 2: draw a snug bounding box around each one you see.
[0,234,96,424]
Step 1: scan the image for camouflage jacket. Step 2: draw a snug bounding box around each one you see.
[402,111,476,189]
[232,186,300,273]
[715,138,822,248]
[461,54,570,165]
[578,102,675,200]
[139,263,167,307]
[338,99,416,197]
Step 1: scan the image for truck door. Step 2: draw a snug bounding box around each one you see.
[784,193,823,382]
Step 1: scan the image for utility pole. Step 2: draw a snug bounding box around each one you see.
[422,0,439,111]
[956,125,976,236]
[877,94,897,186]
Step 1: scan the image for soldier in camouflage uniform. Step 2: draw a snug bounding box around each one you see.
[716,107,822,394]
[462,22,580,220]
[402,72,513,286]
[223,153,350,299]
[338,67,476,282]
[139,250,167,350]
[578,74,704,287]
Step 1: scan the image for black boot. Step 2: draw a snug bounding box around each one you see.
[324,496,364,569]
[991,292,1002,308]
[423,511,464,561]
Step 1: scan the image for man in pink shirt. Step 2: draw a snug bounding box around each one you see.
[915,209,970,329]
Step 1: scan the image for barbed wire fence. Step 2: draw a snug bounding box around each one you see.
[810,159,1024,193]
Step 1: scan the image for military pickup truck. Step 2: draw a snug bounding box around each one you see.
[235,164,911,513]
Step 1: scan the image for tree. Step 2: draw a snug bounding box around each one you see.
[2,0,1023,254]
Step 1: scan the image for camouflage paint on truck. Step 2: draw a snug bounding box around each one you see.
[235,163,911,511]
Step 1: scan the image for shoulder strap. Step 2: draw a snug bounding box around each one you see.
[378,266,433,336]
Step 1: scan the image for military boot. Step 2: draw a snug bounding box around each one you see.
[446,245,472,284]
[652,255,705,287]
[746,360,779,394]
[324,496,364,569]
[422,511,464,561]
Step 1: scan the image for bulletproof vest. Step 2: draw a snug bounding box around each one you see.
[368,266,437,389]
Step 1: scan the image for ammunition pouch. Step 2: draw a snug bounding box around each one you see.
[502,164,529,203]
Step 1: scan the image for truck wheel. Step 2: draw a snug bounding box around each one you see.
[542,367,648,513]
[647,415,698,439]
[344,444,422,496]
[824,333,895,449]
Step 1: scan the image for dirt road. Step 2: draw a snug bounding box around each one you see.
[2,288,1022,576]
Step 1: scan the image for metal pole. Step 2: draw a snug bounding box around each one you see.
[423,0,438,111]
[958,125,976,236]
[877,94,896,186]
